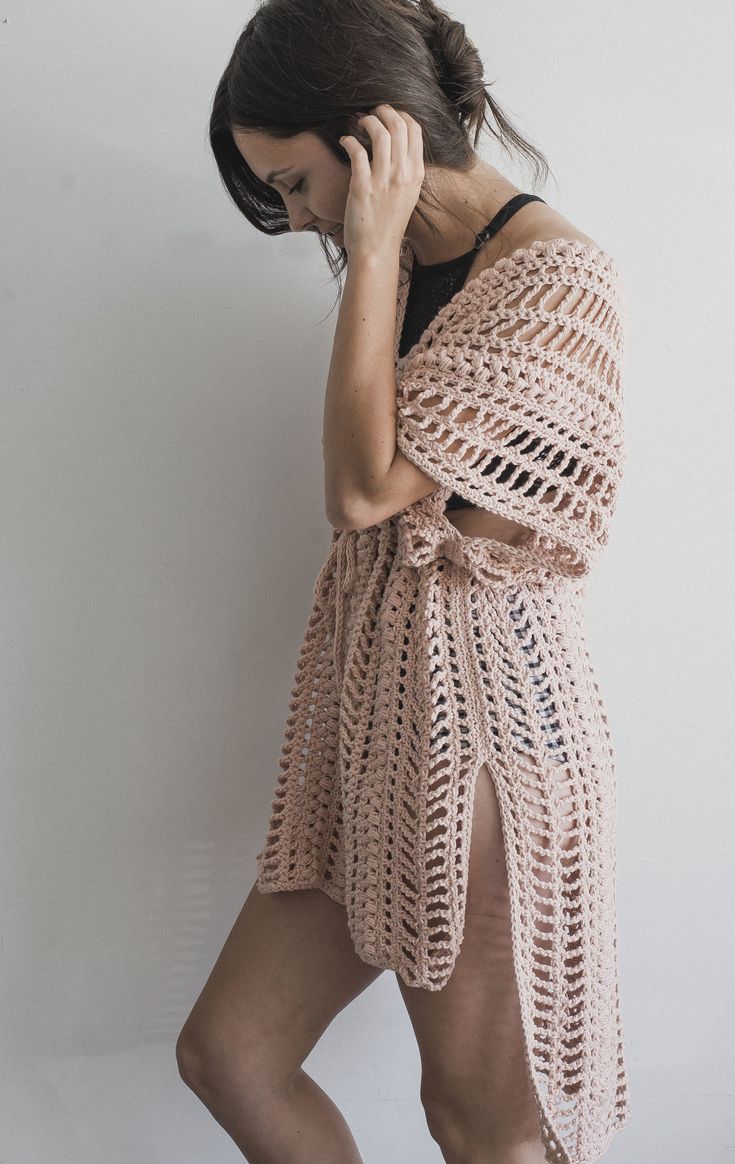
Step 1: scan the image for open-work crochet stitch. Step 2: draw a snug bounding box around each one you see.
[255,237,631,1163]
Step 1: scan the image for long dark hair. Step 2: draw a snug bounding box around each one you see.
[209,0,551,287]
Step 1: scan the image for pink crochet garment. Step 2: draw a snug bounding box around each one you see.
[255,237,631,1163]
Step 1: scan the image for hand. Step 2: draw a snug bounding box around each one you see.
[338,105,425,258]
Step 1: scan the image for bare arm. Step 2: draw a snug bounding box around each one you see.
[321,248,407,528]
[322,105,440,529]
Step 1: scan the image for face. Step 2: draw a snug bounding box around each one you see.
[232,128,350,245]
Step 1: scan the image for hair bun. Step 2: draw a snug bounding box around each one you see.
[419,0,487,121]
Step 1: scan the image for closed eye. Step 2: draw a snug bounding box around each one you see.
[287,178,305,195]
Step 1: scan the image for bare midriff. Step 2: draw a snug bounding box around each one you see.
[443,504,534,547]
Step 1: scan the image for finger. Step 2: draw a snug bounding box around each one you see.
[338,134,371,184]
[390,109,420,176]
[379,107,414,190]
[357,112,393,183]
[376,104,410,169]
[401,112,425,178]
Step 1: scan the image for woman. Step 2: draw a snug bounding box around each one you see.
[176,1,631,1161]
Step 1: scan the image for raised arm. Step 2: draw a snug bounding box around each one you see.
[321,105,427,528]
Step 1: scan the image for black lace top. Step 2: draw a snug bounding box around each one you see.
[398,192,546,510]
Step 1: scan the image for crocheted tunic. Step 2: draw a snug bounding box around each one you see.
[255,236,631,1163]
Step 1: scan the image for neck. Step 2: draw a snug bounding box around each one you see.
[405,159,525,265]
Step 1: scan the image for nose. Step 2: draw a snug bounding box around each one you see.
[288,206,315,233]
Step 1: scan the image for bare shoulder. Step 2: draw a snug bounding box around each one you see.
[476,203,599,276]
[516,201,599,248]
[466,204,605,318]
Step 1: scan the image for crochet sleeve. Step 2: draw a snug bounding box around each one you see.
[394,246,627,576]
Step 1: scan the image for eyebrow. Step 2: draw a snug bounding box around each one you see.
[265,167,292,184]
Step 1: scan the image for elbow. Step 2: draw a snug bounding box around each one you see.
[325,490,377,532]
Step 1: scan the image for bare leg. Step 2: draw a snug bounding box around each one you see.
[396,761,548,1164]
[176,881,383,1162]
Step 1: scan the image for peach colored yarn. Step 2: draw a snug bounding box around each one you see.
[255,238,631,1163]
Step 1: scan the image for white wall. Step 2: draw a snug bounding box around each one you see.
[2,1,733,1160]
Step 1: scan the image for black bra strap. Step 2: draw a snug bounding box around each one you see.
[472,193,546,249]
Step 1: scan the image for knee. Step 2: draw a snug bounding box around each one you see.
[175,1019,264,1098]
[175,1024,207,1091]
[420,1076,473,1148]
[420,1074,543,1160]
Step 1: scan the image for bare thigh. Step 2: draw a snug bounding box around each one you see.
[177,882,383,1088]
[395,761,541,1137]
